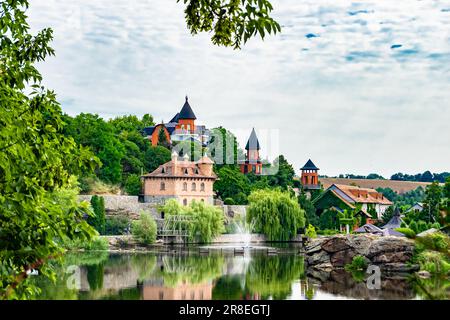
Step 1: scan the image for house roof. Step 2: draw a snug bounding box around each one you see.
[142,156,216,179]
[169,112,180,123]
[330,184,393,205]
[245,128,260,150]
[301,159,319,170]
[354,224,383,234]
[382,207,403,229]
[178,96,197,120]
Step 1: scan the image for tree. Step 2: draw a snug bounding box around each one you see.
[0,0,98,298]
[381,206,395,225]
[180,0,280,49]
[319,209,339,231]
[88,196,106,235]
[298,193,319,227]
[247,189,305,241]
[214,166,250,204]
[267,155,295,190]
[144,146,172,173]
[423,182,443,223]
[208,127,239,166]
[337,205,362,234]
[157,127,170,148]
[131,212,157,245]
[124,174,142,196]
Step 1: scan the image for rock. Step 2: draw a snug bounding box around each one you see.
[416,228,439,238]
[368,236,415,258]
[372,251,413,264]
[322,236,350,253]
[380,263,420,273]
[330,249,357,267]
[306,238,328,254]
[307,268,330,282]
[417,270,431,278]
[347,234,373,256]
[307,250,330,265]
[313,263,334,272]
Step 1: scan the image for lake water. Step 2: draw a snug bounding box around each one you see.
[32,250,448,300]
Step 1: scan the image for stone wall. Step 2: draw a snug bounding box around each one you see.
[305,234,419,279]
[79,195,159,219]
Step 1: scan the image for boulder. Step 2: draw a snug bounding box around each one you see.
[368,236,415,258]
[313,263,334,272]
[330,249,357,267]
[322,236,350,253]
[380,263,420,273]
[372,251,413,264]
[306,238,328,254]
[346,234,373,256]
[307,250,330,265]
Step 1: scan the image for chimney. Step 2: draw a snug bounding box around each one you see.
[172,150,178,174]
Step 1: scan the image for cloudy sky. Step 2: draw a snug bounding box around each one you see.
[28,0,450,178]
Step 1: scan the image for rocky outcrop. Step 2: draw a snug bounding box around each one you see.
[306,234,419,278]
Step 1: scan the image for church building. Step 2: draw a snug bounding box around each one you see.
[143,96,209,147]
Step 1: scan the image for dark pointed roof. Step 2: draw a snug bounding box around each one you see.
[245,128,260,150]
[169,112,180,123]
[178,96,196,120]
[382,207,403,230]
[301,159,319,170]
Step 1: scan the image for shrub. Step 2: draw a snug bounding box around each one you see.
[124,174,141,195]
[395,228,416,239]
[131,212,157,245]
[247,189,305,241]
[417,220,428,233]
[345,255,369,272]
[317,229,340,236]
[416,251,450,275]
[88,195,106,234]
[305,224,317,239]
[105,216,130,235]
[224,198,235,205]
[409,221,418,234]
[416,231,450,253]
[64,236,109,251]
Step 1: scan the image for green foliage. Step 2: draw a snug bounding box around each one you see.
[163,199,225,243]
[416,232,450,253]
[124,174,141,196]
[266,155,295,190]
[208,127,240,166]
[416,251,450,275]
[381,206,395,224]
[157,127,170,148]
[88,196,106,235]
[131,213,157,245]
[337,204,362,233]
[179,0,281,49]
[319,209,339,231]
[214,166,250,204]
[391,171,450,183]
[345,255,369,272]
[376,187,425,207]
[223,198,235,205]
[105,216,130,235]
[423,182,443,223]
[247,189,305,241]
[305,224,317,239]
[144,146,172,173]
[64,237,109,251]
[0,0,100,298]
[395,228,416,239]
[298,193,319,227]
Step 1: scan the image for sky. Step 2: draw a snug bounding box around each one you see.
[28,0,450,178]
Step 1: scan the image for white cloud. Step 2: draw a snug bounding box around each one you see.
[28,0,450,177]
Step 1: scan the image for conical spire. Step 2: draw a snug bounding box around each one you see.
[245,128,260,150]
[301,159,319,170]
[178,95,197,120]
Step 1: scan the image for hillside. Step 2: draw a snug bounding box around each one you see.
[319,178,434,194]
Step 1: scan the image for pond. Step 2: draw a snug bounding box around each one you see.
[31,250,448,300]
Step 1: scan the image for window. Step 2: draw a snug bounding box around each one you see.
[184,168,189,175]
[183,199,188,206]
[160,182,165,190]
[201,199,204,203]
[161,167,165,173]
[191,183,196,191]
[183,182,187,191]
[200,183,205,191]
[195,168,199,174]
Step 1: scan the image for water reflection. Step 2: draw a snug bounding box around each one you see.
[31,252,448,300]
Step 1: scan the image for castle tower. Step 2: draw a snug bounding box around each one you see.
[240,128,263,175]
[300,159,320,190]
[176,96,196,133]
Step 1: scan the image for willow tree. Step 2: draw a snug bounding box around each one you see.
[0,0,98,299]
[247,189,305,241]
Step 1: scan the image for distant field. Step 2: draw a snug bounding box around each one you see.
[319,178,434,194]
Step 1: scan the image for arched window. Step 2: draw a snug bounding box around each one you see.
[191,183,196,191]
[160,182,165,190]
[183,199,188,206]
[200,183,205,191]
[184,168,189,175]
[183,182,187,191]
[195,168,199,174]
[161,167,165,173]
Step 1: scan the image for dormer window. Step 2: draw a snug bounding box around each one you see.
[161,167,165,174]
[184,168,189,175]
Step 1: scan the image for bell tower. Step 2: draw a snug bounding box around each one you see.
[240,128,263,175]
[300,159,320,190]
